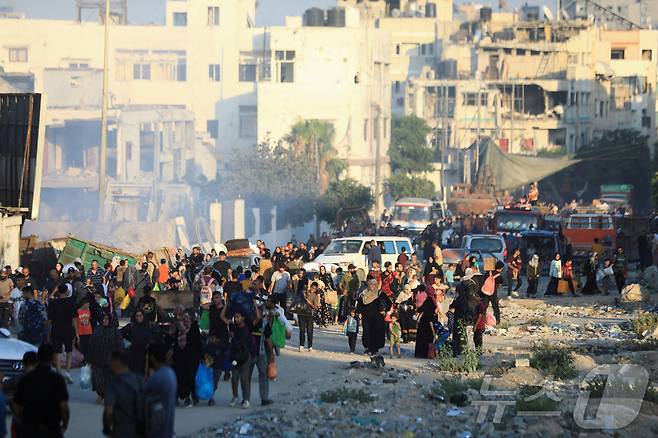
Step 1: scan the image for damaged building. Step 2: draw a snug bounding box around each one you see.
[40,67,215,222]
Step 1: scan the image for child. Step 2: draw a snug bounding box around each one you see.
[227,310,253,409]
[445,264,456,288]
[76,298,93,364]
[343,308,359,354]
[203,331,225,406]
[388,312,402,358]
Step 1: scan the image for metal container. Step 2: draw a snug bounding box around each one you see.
[303,8,325,26]
[326,7,346,27]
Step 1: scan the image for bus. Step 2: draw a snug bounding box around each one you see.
[390,197,434,233]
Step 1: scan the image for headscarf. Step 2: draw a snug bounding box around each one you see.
[88,315,120,367]
[361,279,380,305]
[529,254,539,268]
[177,312,192,349]
[395,284,413,304]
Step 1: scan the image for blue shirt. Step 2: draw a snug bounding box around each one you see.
[146,366,177,438]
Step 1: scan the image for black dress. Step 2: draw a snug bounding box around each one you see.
[172,321,203,401]
[121,321,157,376]
[397,296,417,343]
[414,298,438,358]
[357,292,387,354]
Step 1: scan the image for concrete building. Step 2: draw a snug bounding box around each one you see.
[564,0,658,29]
[0,0,393,220]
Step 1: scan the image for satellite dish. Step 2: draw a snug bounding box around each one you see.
[543,6,554,21]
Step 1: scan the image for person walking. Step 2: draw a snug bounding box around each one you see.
[268,265,291,311]
[0,268,14,328]
[298,282,320,352]
[48,284,78,384]
[562,259,578,296]
[508,249,523,297]
[388,313,402,359]
[358,279,388,356]
[88,313,122,403]
[544,253,562,296]
[120,309,157,376]
[172,312,202,407]
[343,308,359,354]
[18,286,47,346]
[479,264,501,325]
[613,247,627,293]
[224,309,254,409]
[103,350,145,438]
[581,253,601,295]
[12,344,70,438]
[526,255,540,298]
[146,343,177,438]
[250,303,274,406]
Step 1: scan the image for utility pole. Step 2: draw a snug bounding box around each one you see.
[98,0,110,221]
[374,104,382,224]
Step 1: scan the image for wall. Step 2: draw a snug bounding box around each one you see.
[0,214,22,268]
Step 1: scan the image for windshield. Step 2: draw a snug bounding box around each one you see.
[495,213,538,232]
[323,239,363,255]
[226,257,251,269]
[524,236,557,263]
[469,238,503,253]
[393,205,431,222]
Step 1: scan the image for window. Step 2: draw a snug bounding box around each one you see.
[420,43,434,56]
[378,241,395,255]
[133,63,151,80]
[68,62,89,69]
[207,6,220,25]
[8,47,27,62]
[239,106,257,138]
[463,93,478,106]
[395,44,400,55]
[480,93,488,106]
[363,119,369,141]
[239,64,257,82]
[642,49,652,61]
[208,64,220,81]
[274,50,295,83]
[207,120,219,139]
[611,48,625,60]
[395,240,410,254]
[173,12,187,26]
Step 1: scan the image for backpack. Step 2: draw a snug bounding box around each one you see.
[119,376,166,437]
[21,300,44,335]
[456,280,482,324]
[481,272,500,296]
[199,276,216,306]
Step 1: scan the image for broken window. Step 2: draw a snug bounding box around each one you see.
[207,6,220,26]
[435,86,456,117]
[421,43,434,56]
[463,93,478,106]
[611,48,625,60]
[8,47,28,63]
[642,49,652,61]
[239,106,257,138]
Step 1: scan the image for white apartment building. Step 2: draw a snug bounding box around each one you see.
[0,0,391,219]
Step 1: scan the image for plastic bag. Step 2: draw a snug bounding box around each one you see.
[267,359,277,380]
[80,364,91,390]
[271,318,286,348]
[195,363,214,401]
[120,294,131,310]
[485,311,496,328]
[199,309,210,331]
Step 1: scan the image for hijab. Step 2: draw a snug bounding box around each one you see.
[529,254,539,268]
[395,284,413,304]
[361,280,380,305]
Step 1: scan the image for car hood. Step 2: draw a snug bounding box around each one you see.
[314,254,362,267]
[0,338,37,360]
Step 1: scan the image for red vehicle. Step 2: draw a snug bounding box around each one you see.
[492,206,542,235]
[562,214,615,258]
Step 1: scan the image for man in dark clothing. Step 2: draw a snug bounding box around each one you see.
[87,260,105,293]
[103,350,145,438]
[65,268,86,303]
[208,292,230,381]
[188,246,205,277]
[146,343,177,438]
[42,269,63,298]
[212,251,231,281]
[21,266,38,292]
[12,344,70,438]
[367,240,382,269]
[613,247,628,293]
[48,284,78,384]
[294,243,310,263]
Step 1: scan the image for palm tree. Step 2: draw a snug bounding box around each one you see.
[285,120,337,194]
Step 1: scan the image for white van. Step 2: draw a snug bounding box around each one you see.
[304,236,414,272]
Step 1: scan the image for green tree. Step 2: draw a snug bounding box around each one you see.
[284,120,337,194]
[389,115,433,173]
[385,175,436,200]
[317,179,374,228]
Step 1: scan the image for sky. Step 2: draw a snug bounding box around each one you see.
[0,0,547,26]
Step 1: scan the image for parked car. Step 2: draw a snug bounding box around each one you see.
[0,328,37,384]
[305,236,414,273]
[461,234,507,262]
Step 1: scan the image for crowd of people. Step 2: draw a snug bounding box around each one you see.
[0,228,643,438]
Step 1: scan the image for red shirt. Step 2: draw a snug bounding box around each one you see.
[77,308,92,336]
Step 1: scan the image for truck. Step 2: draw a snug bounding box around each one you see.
[492,205,542,235]
[390,197,434,233]
[600,184,633,215]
